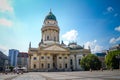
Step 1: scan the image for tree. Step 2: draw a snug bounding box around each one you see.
[9,66,14,72]
[80,54,101,71]
[105,50,120,69]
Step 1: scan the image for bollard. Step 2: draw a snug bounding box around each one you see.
[5,72,7,75]
[21,71,23,74]
[111,68,113,71]
[90,68,92,72]
[100,68,103,71]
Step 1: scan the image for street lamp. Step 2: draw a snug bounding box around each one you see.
[116,55,120,69]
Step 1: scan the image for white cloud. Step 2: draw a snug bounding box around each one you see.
[115,26,120,32]
[109,38,116,44]
[0,0,13,13]
[94,45,103,53]
[64,41,69,45]
[84,40,96,49]
[62,29,78,41]
[109,37,120,44]
[105,6,119,17]
[0,45,9,56]
[0,18,13,27]
[84,40,103,53]
[0,0,14,27]
[114,13,118,17]
[107,6,114,12]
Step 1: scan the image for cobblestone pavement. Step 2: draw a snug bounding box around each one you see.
[0,73,18,80]
[12,73,46,80]
[39,70,120,80]
[0,70,120,80]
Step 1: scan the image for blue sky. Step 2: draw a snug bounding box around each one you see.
[0,0,120,55]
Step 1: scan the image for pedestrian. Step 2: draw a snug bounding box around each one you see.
[17,70,19,74]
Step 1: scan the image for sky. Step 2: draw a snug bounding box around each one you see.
[0,0,120,55]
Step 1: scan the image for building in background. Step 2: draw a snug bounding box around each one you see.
[17,52,28,69]
[95,53,106,68]
[109,44,120,51]
[9,49,19,67]
[28,10,90,71]
[0,51,8,71]
[68,42,90,70]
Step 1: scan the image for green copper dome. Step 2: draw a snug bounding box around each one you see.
[44,11,57,21]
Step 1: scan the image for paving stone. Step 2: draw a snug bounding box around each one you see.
[0,70,120,80]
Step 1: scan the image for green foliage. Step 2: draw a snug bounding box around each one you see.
[105,50,120,69]
[9,66,14,71]
[80,54,101,71]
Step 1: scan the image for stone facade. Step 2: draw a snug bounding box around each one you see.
[17,52,28,68]
[28,11,90,71]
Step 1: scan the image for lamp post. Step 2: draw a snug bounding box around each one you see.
[116,55,120,69]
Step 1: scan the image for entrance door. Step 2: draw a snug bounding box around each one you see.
[53,54,57,70]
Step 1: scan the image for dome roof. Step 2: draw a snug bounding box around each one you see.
[68,42,83,50]
[44,11,57,21]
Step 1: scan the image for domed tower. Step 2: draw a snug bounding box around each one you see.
[41,10,60,45]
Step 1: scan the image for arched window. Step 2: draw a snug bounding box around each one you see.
[41,63,44,68]
[33,57,37,60]
[47,36,49,40]
[34,64,36,69]
[48,63,50,68]
[70,59,73,65]
[65,63,67,68]
[47,56,50,59]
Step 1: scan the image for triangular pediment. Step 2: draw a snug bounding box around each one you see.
[43,45,67,51]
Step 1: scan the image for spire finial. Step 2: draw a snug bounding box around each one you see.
[29,42,31,48]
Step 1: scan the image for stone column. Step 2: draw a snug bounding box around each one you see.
[62,54,65,70]
[74,54,77,70]
[67,54,70,70]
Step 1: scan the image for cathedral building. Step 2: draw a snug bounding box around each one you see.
[28,10,91,71]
